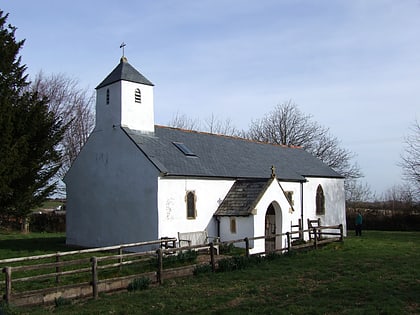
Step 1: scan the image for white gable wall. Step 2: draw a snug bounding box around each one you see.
[65,127,160,248]
[251,180,301,253]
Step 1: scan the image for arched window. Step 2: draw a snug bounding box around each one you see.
[186,191,196,219]
[316,185,325,215]
[230,218,237,234]
[106,89,110,105]
[135,88,141,103]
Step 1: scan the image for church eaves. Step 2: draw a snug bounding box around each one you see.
[96,57,154,89]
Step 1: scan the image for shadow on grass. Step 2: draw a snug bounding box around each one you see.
[0,236,68,258]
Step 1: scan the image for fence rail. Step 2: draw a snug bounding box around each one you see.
[1,225,343,306]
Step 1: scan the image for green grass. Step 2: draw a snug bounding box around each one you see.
[0,231,199,294]
[1,231,420,314]
[0,231,67,258]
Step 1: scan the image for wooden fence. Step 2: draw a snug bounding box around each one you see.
[1,224,343,306]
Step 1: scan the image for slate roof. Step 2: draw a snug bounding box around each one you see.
[123,126,343,181]
[215,179,272,216]
[96,58,154,89]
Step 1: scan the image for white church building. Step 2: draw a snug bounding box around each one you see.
[64,57,346,253]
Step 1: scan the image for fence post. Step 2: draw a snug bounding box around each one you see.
[119,247,123,271]
[313,228,318,249]
[339,224,344,242]
[91,257,98,299]
[244,238,250,258]
[156,248,163,285]
[55,252,61,283]
[3,267,11,304]
[286,232,291,252]
[298,218,303,240]
[210,242,215,272]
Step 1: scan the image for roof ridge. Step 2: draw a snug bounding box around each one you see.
[154,124,302,149]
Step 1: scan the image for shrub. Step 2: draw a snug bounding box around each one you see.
[217,257,237,272]
[127,277,150,292]
[264,252,281,261]
[217,252,286,273]
[217,256,251,272]
[0,302,16,315]
[219,243,234,254]
[149,249,198,270]
[163,250,198,267]
[54,297,71,307]
[193,263,212,275]
[175,249,198,263]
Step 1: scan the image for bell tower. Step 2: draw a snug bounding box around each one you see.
[95,56,155,133]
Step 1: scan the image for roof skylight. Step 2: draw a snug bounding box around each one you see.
[173,142,197,157]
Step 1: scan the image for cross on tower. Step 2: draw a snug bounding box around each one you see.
[120,42,126,57]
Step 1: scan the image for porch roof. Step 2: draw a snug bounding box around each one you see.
[215,179,272,216]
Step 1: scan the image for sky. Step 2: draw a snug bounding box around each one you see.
[2,0,419,196]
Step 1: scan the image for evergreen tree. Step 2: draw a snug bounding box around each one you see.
[0,11,65,226]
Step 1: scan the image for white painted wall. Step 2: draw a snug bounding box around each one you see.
[121,81,154,133]
[219,216,254,247]
[96,80,154,133]
[65,127,160,248]
[211,178,346,254]
[96,81,121,131]
[302,177,347,235]
[157,177,234,240]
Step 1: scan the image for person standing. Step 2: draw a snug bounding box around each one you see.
[355,211,363,236]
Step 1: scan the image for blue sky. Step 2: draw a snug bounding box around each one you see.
[2,0,420,196]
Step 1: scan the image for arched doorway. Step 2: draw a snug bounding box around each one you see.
[265,202,282,252]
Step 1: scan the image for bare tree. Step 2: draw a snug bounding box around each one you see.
[382,184,415,212]
[168,112,200,131]
[399,120,420,198]
[30,72,95,180]
[204,114,240,136]
[345,180,375,204]
[246,100,362,181]
[247,100,322,146]
[168,112,240,136]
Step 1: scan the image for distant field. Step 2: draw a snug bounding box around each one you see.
[1,231,419,314]
[39,199,64,210]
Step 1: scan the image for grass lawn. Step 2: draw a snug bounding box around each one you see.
[1,230,419,314]
[0,231,67,259]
